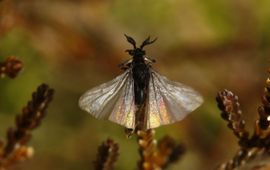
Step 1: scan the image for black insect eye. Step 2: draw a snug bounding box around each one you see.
[129,51,134,56]
[125,49,134,56]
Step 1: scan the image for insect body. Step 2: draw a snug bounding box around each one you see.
[79,35,203,130]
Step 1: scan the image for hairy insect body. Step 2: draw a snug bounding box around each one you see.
[132,56,150,106]
[132,55,150,130]
[78,35,203,130]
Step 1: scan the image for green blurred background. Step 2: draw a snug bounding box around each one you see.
[0,0,270,169]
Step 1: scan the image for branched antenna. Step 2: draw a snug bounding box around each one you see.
[124,34,136,48]
[140,36,157,49]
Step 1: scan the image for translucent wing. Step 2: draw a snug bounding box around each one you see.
[78,69,136,129]
[146,69,203,129]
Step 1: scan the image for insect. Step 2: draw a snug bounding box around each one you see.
[79,35,203,131]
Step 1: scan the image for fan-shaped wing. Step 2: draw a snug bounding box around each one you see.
[78,69,136,129]
[146,69,203,129]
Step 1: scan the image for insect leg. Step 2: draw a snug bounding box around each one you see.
[144,56,156,64]
[118,59,132,70]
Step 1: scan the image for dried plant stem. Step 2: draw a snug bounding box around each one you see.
[135,102,185,170]
[0,84,54,169]
[93,139,119,170]
[256,76,270,134]
[137,129,157,170]
[216,90,249,148]
[0,56,23,79]
[216,68,270,170]
[155,136,185,169]
[136,130,185,170]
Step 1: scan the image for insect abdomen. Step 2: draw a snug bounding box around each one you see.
[132,63,150,106]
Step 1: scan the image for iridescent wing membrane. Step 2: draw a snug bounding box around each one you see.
[79,69,203,129]
[146,70,203,129]
[79,69,136,129]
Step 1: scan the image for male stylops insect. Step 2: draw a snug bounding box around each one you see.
[79,35,203,131]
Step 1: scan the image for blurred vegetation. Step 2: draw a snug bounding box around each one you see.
[1,0,270,169]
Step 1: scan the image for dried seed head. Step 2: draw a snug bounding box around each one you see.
[0,84,54,170]
[13,146,34,162]
[216,90,249,147]
[0,57,23,79]
[93,139,119,170]
[216,68,270,169]
[136,129,184,170]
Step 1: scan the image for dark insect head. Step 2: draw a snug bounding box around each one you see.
[124,34,157,57]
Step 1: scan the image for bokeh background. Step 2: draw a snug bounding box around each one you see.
[1,0,270,169]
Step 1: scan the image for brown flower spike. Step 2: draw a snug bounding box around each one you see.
[93,139,119,170]
[0,84,54,169]
[137,129,185,170]
[216,90,249,148]
[0,56,23,79]
[137,129,157,170]
[156,136,186,169]
[215,68,270,170]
